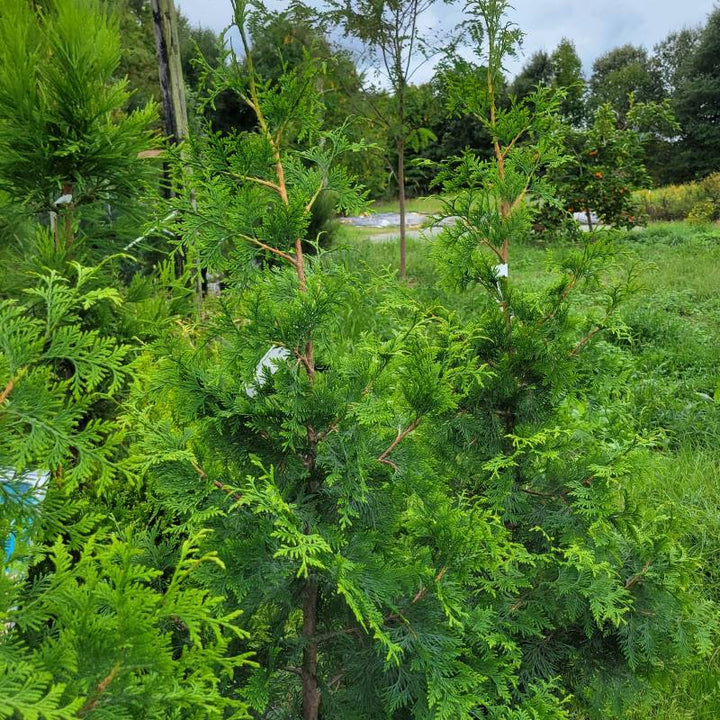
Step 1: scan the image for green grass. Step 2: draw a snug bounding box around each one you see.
[339,222,720,424]
[334,224,392,241]
[367,194,447,215]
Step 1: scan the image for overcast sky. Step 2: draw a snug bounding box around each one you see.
[175,0,715,81]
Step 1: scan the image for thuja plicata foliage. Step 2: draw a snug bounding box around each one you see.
[0,1,251,718]
[0,264,250,719]
[127,1,716,719]
[0,0,157,253]
[133,3,532,718]
[432,0,715,715]
[1,1,716,719]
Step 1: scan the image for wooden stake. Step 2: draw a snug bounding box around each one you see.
[150,0,189,143]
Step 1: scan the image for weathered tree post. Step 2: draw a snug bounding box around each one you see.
[150,0,188,143]
[151,0,194,282]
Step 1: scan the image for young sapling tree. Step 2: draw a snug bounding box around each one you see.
[0,0,157,254]
[326,0,459,277]
[433,1,716,714]
[133,3,557,718]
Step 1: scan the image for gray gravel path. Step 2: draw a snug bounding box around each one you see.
[340,212,428,228]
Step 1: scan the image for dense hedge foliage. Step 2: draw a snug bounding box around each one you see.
[636,172,720,222]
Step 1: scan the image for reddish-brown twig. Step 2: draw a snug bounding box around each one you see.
[625,560,652,590]
[77,662,121,717]
[192,461,242,503]
[377,417,423,469]
[0,378,14,406]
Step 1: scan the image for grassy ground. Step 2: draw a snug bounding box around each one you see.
[336,221,720,437]
[332,220,720,718]
[366,194,447,215]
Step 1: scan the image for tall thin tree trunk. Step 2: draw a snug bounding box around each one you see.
[585,207,594,232]
[398,136,407,278]
[301,579,320,720]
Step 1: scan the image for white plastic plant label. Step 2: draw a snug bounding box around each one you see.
[494,263,509,301]
[54,193,73,206]
[495,263,508,278]
[245,346,291,398]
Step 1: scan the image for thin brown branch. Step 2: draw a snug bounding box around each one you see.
[294,238,307,292]
[384,566,448,624]
[305,182,325,214]
[501,128,526,160]
[192,461,242,503]
[625,560,652,590]
[77,662,121,718]
[0,378,14,406]
[377,417,422,469]
[412,566,447,604]
[570,326,603,356]
[229,172,283,195]
[458,217,504,263]
[538,274,579,328]
[137,148,165,159]
[293,348,315,382]
[508,187,528,216]
[316,418,339,442]
[273,145,290,206]
[315,626,363,644]
[238,233,296,264]
[520,486,571,507]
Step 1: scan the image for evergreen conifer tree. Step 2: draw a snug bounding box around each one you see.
[0,0,157,257]
[0,3,250,716]
[0,263,250,719]
[132,3,577,718]
[433,2,715,715]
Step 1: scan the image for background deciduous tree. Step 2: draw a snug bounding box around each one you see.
[326,0,459,277]
[589,44,664,120]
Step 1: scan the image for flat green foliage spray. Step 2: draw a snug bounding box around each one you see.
[132,2,584,718]
[0,2,253,717]
[0,265,249,720]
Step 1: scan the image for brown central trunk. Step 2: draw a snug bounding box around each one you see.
[585,207,594,232]
[301,579,320,720]
[398,137,407,278]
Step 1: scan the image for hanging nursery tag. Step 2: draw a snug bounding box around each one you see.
[494,263,509,302]
[245,346,291,398]
[495,263,508,278]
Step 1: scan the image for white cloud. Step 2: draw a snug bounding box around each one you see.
[176,0,716,81]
